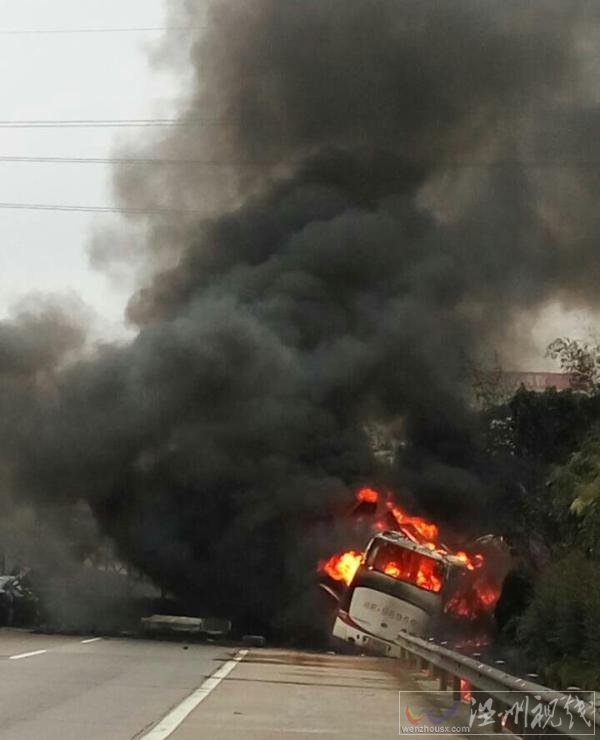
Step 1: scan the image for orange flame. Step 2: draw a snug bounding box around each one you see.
[318,486,501,617]
[460,678,472,701]
[445,578,500,619]
[415,557,443,593]
[455,551,484,571]
[388,503,439,542]
[320,550,362,586]
[380,555,443,593]
[357,487,379,504]
[383,562,401,578]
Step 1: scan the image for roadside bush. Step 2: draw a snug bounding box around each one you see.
[518,551,600,689]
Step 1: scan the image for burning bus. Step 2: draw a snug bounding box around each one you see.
[331,531,471,650]
[318,488,506,653]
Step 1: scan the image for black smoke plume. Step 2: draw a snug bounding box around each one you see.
[3,0,600,634]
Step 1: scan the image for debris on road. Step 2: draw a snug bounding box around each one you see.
[242,634,267,648]
[0,574,38,626]
[141,614,232,638]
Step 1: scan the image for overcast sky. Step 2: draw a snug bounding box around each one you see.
[0,0,184,338]
[0,1,593,365]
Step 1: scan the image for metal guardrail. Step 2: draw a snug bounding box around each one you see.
[392,631,597,740]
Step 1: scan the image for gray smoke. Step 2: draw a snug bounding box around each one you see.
[3,0,600,634]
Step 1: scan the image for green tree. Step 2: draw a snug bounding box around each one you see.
[515,429,600,688]
[482,388,600,547]
[551,432,600,556]
[546,337,600,392]
[518,551,600,689]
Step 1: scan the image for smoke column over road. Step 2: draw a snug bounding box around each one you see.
[3,1,600,633]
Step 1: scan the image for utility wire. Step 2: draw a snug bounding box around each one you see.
[0,155,594,168]
[0,202,199,216]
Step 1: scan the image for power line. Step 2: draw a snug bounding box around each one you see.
[0,202,199,216]
[0,155,596,168]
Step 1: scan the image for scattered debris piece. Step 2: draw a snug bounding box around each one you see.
[242,634,267,647]
[141,615,231,638]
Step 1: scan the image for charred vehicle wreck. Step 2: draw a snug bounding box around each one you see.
[332,531,472,650]
[319,488,507,653]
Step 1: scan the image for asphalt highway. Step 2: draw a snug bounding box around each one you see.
[0,628,476,739]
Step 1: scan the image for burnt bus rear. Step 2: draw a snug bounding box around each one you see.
[332,531,468,650]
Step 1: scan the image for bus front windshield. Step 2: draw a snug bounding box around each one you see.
[366,542,444,593]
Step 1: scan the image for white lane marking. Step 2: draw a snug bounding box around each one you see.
[141,649,249,740]
[9,649,47,660]
[81,637,103,644]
